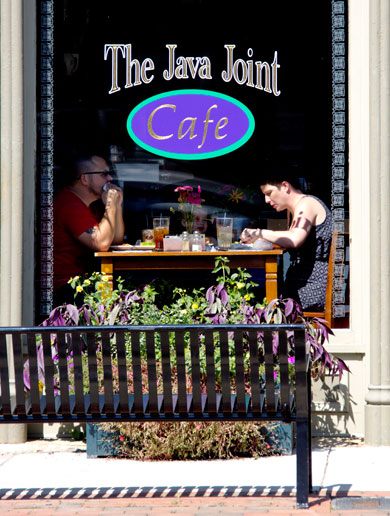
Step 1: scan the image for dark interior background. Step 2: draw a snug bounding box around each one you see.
[51,0,334,244]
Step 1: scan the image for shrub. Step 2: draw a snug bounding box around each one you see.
[100,421,275,460]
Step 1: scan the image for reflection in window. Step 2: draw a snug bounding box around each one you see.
[36,0,349,328]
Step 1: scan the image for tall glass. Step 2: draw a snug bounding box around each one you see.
[153,217,170,249]
[216,217,233,249]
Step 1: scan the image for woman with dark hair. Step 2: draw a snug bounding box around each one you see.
[240,174,332,311]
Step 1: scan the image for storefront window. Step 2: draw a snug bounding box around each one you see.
[36,0,349,327]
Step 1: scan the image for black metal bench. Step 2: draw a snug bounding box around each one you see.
[0,323,312,508]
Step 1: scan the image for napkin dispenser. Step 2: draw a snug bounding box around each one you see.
[163,235,183,251]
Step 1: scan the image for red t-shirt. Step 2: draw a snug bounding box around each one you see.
[53,189,100,290]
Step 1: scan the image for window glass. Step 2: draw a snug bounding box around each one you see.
[37,0,349,327]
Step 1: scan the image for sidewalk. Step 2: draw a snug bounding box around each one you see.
[0,437,389,515]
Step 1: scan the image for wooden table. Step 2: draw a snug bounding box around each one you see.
[95,248,284,303]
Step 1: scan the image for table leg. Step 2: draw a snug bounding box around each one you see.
[100,258,114,296]
[264,256,278,303]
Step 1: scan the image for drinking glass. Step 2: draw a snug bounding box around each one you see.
[153,217,170,249]
[216,217,233,249]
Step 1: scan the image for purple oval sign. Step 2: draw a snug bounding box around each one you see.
[127,89,255,160]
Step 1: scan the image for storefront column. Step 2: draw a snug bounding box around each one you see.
[0,0,27,442]
[365,0,390,445]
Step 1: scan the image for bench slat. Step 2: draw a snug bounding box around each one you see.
[57,332,71,415]
[11,334,26,417]
[204,330,216,415]
[71,332,86,416]
[234,330,247,415]
[279,331,291,416]
[160,331,173,414]
[264,331,276,414]
[175,330,187,415]
[190,330,202,414]
[86,332,100,414]
[41,332,57,416]
[220,330,232,415]
[130,331,143,415]
[101,331,114,414]
[146,331,159,416]
[116,332,129,415]
[248,330,261,415]
[0,334,11,416]
[27,333,42,417]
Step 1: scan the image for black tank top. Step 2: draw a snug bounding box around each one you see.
[282,196,332,311]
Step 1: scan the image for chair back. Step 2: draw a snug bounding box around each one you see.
[303,232,337,326]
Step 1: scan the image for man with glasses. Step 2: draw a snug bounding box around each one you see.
[53,154,125,305]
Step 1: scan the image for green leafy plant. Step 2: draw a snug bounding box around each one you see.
[24,258,348,455]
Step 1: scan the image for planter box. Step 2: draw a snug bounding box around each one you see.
[86,421,295,458]
[265,421,295,455]
[86,423,118,458]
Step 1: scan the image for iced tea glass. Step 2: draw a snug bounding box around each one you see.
[153,217,170,249]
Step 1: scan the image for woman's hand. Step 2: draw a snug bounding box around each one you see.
[240,227,261,244]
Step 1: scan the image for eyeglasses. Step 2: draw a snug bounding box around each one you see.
[80,170,114,177]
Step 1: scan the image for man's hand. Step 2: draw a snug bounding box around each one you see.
[102,183,123,206]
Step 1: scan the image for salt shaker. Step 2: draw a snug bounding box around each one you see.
[191,231,202,252]
[181,231,190,251]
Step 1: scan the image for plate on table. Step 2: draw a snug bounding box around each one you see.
[229,243,254,250]
[111,244,155,251]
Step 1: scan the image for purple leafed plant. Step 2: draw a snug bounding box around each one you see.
[203,286,349,380]
[23,263,349,392]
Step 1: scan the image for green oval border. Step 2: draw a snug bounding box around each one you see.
[127,89,255,160]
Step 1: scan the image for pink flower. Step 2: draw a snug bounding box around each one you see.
[173,185,204,232]
[288,357,295,365]
[187,192,202,205]
[174,186,193,192]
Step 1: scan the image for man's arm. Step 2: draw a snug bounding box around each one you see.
[112,194,125,244]
[78,187,124,251]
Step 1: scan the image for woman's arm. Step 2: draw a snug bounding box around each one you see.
[240,197,324,248]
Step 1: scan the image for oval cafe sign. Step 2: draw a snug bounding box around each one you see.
[127,89,255,160]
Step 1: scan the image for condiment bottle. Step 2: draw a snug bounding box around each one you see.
[191,231,202,252]
[181,231,190,251]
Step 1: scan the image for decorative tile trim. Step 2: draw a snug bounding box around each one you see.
[38,0,54,316]
[331,0,348,319]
